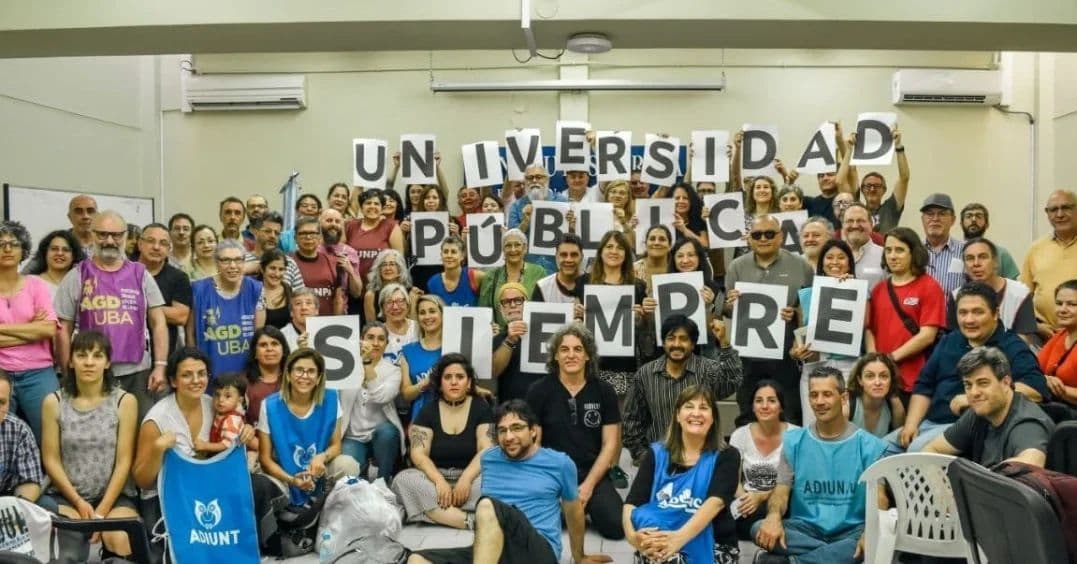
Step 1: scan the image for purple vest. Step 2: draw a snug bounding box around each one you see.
[77,260,148,364]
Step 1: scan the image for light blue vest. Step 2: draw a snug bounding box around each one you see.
[265,389,339,505]
[158,447,260,564]
[192,276,262,378]
[631,443,718,563]
[784,426,885,536]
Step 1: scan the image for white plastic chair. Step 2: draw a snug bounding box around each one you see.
[859,453,976,564]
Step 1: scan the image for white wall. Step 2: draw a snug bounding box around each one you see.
[161,49,1045,262]
[0,56,162,220]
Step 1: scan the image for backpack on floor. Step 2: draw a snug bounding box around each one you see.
[993,460,1077,563]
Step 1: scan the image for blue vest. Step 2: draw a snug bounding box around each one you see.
[784,426,885,536]
[401,341,440,421]
[158,447,260,564]
[630,443,718,564]
[265,389,339,505]
[426,268,478,307]
[192,276,262,378]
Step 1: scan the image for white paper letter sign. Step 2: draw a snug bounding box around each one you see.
[521,302,574,373]
[635,199,675,251]
[572,202,614,260]
[306,315,361,390]
[653,271,708,345]
[851,113,897,166]
[771,210,808,254]
[596,131,632,182]
[400,134,438,184]
[410,212,449,266]
[731,282,788,360]
[466,213,505,268]
[528,201,570,257]
[796,122,838,174]
[584,285,635,357]
[641,134,681,186]
[704,193,747,249]
[691,130,730,184]
[741,124,780,178]
[443,306,494,382]
[462,141,503,188]
[556,121,591,172]
[353,138,387,189]
[806,277,868,357]
[504,129,542,181]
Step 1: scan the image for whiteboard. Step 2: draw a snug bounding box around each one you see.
[2,183,155,248]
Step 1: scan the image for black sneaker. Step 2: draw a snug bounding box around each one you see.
[609,465,629,489]
[753,551,790,564]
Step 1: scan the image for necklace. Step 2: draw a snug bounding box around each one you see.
[441,397,467,407]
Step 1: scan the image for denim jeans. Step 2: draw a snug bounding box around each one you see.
[8,366,59,443]
[882,419,952,455]
[341,420,401,483]
[751,518,863,564]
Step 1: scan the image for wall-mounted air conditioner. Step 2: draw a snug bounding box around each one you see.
[892,69,1002,106]
[182,74,307,112]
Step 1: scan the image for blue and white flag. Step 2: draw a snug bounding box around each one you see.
[159,447,260,564]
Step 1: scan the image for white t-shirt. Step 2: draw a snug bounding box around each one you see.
[256,397,344,435]
[729,422,799,492]
[386,319,419,360]
[0,497,53,561]
[144,394,214,458]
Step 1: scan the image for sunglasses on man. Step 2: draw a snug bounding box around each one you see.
[749,230,778,241]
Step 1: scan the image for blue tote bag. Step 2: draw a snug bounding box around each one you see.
[158,446,261,564]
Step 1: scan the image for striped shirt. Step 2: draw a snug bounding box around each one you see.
[243,251,307,293]
[623,350,743,459]
[925,236,965,296]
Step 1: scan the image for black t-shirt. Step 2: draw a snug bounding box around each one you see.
[413,396,494,469]
[626,445,741,547]
[571,277,647,373]
[526,375,621,476]
[803,193,838,227]
[492,333,545,403]
[151,263,192,354]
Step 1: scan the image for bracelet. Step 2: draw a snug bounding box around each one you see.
[153,361,167,367]
[502,339,518,350]
[895,146,905,152]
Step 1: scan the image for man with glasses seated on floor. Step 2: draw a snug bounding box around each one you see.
[723,215,813,425]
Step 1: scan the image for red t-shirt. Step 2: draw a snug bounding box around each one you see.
[245,377,280,427]
[868,274,946,391]
[292,249,341,315]
[344,218,396,282]
[1039,330,1077,387]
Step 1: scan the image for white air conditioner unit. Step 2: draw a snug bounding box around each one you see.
[182,73,307,112]
[892,69,1002,106]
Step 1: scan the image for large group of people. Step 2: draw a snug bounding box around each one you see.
[0,126,1074,564]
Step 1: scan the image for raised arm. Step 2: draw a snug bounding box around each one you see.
[892,128,909,211]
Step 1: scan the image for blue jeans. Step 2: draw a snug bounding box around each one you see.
[752,518,863,564]
[882,419,952,455]
[341,420,401,483]
[8,366,59,444]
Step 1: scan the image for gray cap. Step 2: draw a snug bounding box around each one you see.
[920,193,955,212]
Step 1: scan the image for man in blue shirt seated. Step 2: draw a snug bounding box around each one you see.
[923,346,1054,468]
[752,367,887,564]
[888,281,1050,454]
[407,399,610,564]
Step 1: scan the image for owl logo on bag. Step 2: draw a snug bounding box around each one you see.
[194,499,222,530]
[293,444,317,468]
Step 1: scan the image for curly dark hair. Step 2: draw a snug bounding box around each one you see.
[26,229,85,275]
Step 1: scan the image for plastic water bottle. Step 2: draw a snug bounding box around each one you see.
[318,530,333,563]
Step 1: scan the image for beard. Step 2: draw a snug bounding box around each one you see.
[528,183,548,201]
[962,224,985,239]
[96,245,123,262]
[323,227,342,246]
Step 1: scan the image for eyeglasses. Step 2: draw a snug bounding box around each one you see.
[750,230,778,240]
[524,174,548,182]
[861,182,885,191]
[499,297,525,307]
[496,423,529,436]
[0,241,20,251]
[1046,204,1075,215]
[296,231,320,238]
[291,366,319,378]
[385,298,407,307]
[93,230,126,241]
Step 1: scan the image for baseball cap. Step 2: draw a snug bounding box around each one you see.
[920,193,955,213]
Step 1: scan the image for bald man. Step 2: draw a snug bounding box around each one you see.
[1021,189,1077,339]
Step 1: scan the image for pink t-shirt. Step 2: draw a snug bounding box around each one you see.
[0,276,57,372]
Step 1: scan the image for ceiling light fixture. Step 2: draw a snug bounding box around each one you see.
[566,33,613,54]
